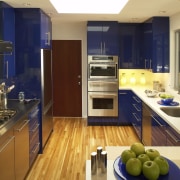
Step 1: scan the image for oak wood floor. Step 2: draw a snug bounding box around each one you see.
[26,118,140,180]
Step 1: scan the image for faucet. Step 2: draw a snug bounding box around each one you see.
[0,82,15,109]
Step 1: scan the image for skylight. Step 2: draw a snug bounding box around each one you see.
[49,0,129,14]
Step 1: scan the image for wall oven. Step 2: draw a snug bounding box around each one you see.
[88,55,119,117]
[88,55,118,80]
[88,90,118,117]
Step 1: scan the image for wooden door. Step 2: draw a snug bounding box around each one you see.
[52,40,82,117]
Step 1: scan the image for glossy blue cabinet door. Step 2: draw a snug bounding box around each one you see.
[118,90,132,125]
[119,23,143,69]
[0,2,15,78]
[87,21,119,55]
[142,17,169,73]
[40,11,52,49]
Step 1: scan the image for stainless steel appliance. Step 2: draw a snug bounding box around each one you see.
[88,55,118,80]
[41,49,53,149]
[88,55,118,117]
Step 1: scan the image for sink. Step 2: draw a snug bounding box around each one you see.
[160,107,180,117]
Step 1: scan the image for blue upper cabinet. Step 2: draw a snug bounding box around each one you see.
[0,2,15,78]
[119,23,143,69]
[15,8,52,74]
[87,21,119,55]
[142,17,169,72]
[40,11,52,49]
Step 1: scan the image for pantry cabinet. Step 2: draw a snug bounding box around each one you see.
[87,21,119,55]
[15,8,52,74]
[142,17,169,72]
[0,2,15,78]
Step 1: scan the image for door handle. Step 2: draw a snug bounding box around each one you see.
[78,82,81,85]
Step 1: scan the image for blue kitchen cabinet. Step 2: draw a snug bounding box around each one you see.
[15,8,51,74]
[29,105,40,167]
[87,21,119,55]
[118,90,132,125]
[131,92,142,140]
[119,23,143,69]
[151,110,167,146]
[142,17,169,72]
[0,2,15,78]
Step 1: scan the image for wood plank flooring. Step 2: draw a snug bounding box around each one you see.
[26,118,140,180]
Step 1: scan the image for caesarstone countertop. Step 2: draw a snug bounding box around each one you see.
[119,86,180,134]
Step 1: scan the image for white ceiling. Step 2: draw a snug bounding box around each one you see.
[3,0,180,23]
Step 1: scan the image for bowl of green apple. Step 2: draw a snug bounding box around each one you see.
[159,93,174,105]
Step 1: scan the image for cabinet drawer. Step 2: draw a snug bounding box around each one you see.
[166,126,180,146]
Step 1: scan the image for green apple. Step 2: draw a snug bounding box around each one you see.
[130,142,145,156]
[137,153,150,165]
[154,156,169,175]
[121,149,136,164]
[126,158,142,176]
[142,161,160,180]
[146,149,160,160]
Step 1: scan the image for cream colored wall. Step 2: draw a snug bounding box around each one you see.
[51,12,180,117]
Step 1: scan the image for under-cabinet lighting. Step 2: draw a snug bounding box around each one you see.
[121,73,127,85]
[130,73,136,85]
[49,0,129,14]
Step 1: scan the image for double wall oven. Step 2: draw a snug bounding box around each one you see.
[88,55,118,117]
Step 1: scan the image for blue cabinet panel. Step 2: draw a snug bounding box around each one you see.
[87,21,119,55]
[0,2,15,78]
[119,23,143,69]
[118,90,132,125]
[142,17,169,72]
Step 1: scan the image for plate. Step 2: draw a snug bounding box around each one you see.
[157,101,179,106]
[113,156,180,180]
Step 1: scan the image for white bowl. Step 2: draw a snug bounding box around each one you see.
[145,90,158,97]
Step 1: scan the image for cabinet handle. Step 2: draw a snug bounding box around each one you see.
[151,115,165,127]
[119,92,127,95]
[145,59,147,69]
[165,130,180,143]
[100,42,102,54]
[103,42,105,54]
[132,96,141,103]
[30,124,39,133]
[0,136,15,153]
[32,143,40,154]
[45,32,50,45]
[132,113,141,122]
[133,104,141,112]
[15,120,30,132]
[149,59,152,69]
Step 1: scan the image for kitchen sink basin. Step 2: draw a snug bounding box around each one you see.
[160,107,180,117]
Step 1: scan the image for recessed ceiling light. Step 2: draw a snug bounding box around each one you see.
[49,0,129,14]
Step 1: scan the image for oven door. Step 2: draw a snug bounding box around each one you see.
[88,63,118,80]
[88,92,118,117]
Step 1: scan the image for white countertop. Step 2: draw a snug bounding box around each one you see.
[119,86,180,134]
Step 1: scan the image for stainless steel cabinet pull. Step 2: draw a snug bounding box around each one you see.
[132,113,141,122]
[15,120,30,132]
[133,96,141,103]
[151,115,165,127]
[133,104,141,112]
[119,92,127,95]
[32,143,40,154]
[165,130,180,143]
[0,136,15,153]
[30,124,39,133]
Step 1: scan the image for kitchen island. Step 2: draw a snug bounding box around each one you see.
[86,146,180,180]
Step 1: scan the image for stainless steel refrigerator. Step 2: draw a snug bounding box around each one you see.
[41,49,53,149]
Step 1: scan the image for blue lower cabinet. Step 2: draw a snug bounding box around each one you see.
[131,92,142,140]
[118,90,132,125]
[87,117,118,125]
[29,105,40,167]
